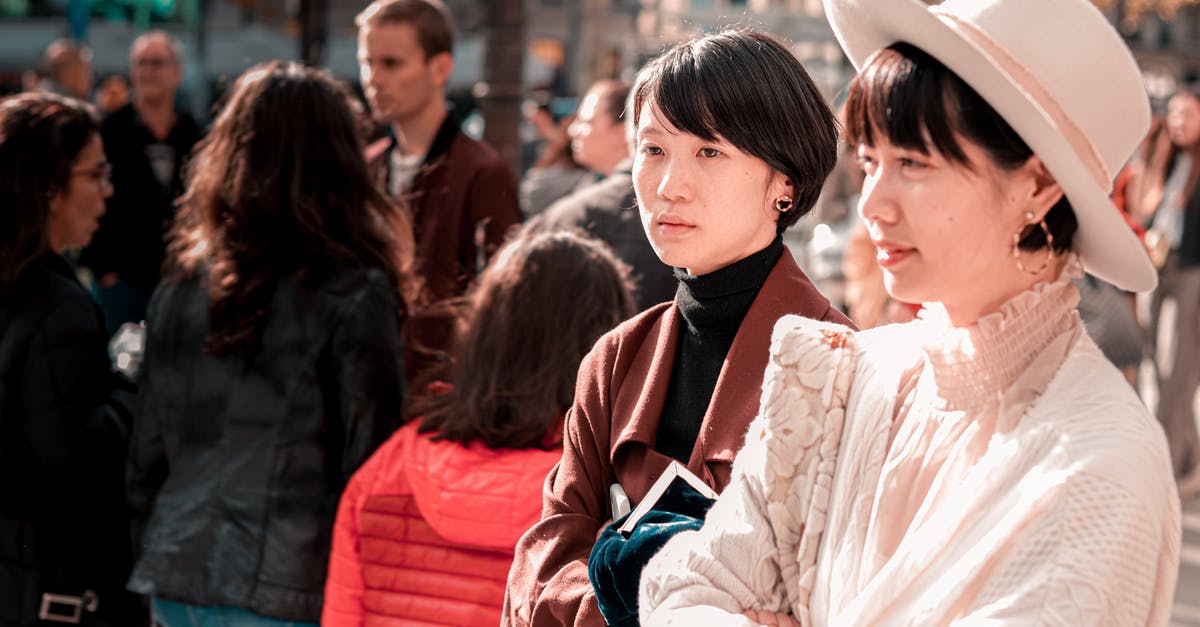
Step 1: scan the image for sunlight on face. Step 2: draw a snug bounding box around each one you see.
[632,101,783,276]
[854,134,1042,325]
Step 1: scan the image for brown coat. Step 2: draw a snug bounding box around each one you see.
[501,249,854,626]
[367,115,522,385]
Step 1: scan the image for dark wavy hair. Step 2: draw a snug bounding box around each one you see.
[417,229,636,450]
[843,43,1076,253]
[0,93,98,297]
[168,61,415,356]
[631,29,839,233]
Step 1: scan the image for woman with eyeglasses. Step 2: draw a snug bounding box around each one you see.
[0,92,143,625]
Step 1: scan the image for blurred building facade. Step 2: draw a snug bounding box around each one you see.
[3,0,1200,117]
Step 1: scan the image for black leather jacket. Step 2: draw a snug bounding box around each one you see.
[126,267,406,622]
[0,253,139,626]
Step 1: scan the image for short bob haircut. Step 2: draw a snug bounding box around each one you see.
[355,0,454,59]
[844,43,1076,253]
[631,29,839,234]
[0,93,98,296]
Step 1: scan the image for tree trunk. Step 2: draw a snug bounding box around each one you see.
[299,0,328,67]
[482,0,525,176]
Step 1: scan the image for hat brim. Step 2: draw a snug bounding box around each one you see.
[826,0,1157,292]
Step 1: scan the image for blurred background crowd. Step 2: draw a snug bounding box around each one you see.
[2,0,1200,625]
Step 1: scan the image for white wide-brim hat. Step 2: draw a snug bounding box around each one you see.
[824,0,1157,292]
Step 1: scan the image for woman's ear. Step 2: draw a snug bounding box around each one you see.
[1021,156,1064,220]
[769,173,794,203]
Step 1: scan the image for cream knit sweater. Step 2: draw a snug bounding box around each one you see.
[639,264,1181,626]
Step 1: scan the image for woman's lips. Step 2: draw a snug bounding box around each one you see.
[656,215,695,237]
[873,241,915,268]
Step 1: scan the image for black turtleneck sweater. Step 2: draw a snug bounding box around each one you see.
[654,235,784,463]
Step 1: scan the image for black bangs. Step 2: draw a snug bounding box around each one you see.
[844,42,970,166]
[631,30,839,230]
[633,37,735,143]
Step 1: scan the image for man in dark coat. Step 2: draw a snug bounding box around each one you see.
[80,31,201,335]
[357,0,522,388]
[535,81,675,311]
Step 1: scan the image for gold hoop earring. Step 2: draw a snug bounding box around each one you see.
[775,195,793,213]
[1012,211,1055,275]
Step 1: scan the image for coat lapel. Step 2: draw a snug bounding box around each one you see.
[689,250,836,476]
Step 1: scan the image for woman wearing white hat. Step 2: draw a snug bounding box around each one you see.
[636,0,1181,625]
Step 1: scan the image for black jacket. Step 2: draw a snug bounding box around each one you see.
[126,267,406,622]
[0,253,139,626]
[80,104,202,292]
[535,165,677,311]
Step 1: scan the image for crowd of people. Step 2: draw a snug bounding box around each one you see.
[0,0,1193,625]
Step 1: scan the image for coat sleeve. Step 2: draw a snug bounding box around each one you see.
[502,344,613,627]
[639,317,857,626]
[21,290,135,504]
[322,444,385,627]
[326,272,407,483]
[127,284,176,546]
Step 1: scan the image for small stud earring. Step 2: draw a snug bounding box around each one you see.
[775,195,793,213]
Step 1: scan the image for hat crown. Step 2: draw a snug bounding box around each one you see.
[932,0,1148,182]
[824,0,1158,291]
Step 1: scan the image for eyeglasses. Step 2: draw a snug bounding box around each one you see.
[72,162,113,187]
[134,57,172,70]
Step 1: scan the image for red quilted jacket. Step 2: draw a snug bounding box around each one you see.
[323,421,561,626]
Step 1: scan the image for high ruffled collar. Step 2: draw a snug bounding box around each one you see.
[917,256,1084,411]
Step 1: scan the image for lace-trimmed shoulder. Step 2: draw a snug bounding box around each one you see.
[746,314,857,623]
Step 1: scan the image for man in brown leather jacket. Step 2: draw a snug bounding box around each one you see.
[357,0,522,387]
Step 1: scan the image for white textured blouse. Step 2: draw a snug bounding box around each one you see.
[639,264,1181,626]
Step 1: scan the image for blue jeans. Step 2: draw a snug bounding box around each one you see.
[151,598,318,627]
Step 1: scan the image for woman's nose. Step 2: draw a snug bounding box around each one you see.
[857,169,899,226]
[655,158,692,202]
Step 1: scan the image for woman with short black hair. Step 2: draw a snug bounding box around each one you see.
[502,29,853,626]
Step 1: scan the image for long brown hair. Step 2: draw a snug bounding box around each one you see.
[417,229,636,449]
[1131,88,1200,223]
[0,93,98,297]
[167,61,414,356]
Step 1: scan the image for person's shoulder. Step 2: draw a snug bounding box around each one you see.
[314,266,400,311]
[768,247,855,328]
[1033,335,1171,474]
[449,131,510,172]
[604,302,673,346]
[560,173,633,215]
[101,102,137,128]
[579,302,673,376]
[27,270,104,348]
[173,109,204,142]
[99,103,138,141]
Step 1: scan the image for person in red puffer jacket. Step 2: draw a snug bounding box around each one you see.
[323,229,637,626]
